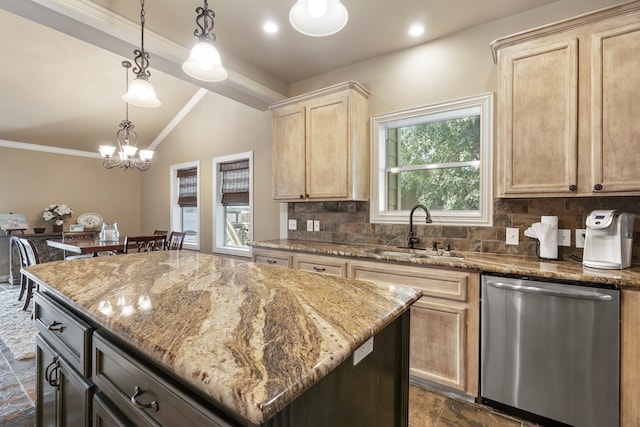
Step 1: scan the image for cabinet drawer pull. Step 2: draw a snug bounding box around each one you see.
[45,356,61,389]
[569,184,577,191]
[594,183,603,191]
[47,321,65,332]
[313,266,326,272]
[130,386,159,411]
[266,259,277,264]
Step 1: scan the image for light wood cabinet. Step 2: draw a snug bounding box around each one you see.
[271,81,370,201]
[293,253,347,277]
[253,248,293,267]
[349,260,479,397]
[621,289,640,427]
[492,2,640,197]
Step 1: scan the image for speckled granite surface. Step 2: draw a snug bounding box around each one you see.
[23,251,421,424]
[252,239,640,289]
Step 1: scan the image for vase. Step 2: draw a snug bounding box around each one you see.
[53,224,63,232]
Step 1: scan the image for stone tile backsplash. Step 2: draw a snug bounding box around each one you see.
[287,197,640,263]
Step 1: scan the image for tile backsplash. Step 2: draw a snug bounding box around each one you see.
[287,196,640,263]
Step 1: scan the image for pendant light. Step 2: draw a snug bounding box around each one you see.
[123,0,161,108]
[99,61,154,172]
[182,0,228,82]
[289,0,348,37]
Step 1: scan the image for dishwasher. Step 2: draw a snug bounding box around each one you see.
[480,274,619,427]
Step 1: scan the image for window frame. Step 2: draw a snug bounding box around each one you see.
[170,161,200,250]
[212,151,254,257]
[370,92,494,226]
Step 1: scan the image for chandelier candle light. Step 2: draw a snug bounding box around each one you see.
[122,0,161,108]
[182,0,228,82]
[99,61,154,171]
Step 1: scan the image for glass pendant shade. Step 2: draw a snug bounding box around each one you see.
[289,0,348,37]
[99,145,117,157]
[122,78,161,108]
[182,41,228,82]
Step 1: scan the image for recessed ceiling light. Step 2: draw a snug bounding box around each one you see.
[408,24,425,37]
[263,21,279,34]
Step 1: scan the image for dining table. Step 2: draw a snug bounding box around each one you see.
[47,238,128,256]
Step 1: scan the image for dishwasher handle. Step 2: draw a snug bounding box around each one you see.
[486,281,612,301]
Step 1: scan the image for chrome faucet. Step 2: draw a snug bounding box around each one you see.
[407,204,432,249]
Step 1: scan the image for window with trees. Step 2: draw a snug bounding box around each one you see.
[371,93,493,226]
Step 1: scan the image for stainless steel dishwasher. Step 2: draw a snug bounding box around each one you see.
[480,274,619,427]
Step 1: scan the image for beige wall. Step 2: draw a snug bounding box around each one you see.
[0,146,141,236]
[139,90,280,254]
[289,0,622,116]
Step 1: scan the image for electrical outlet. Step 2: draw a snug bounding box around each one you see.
[557,229,571,247]
[576,228,586,248]
[288,219,297,230]
[313,220,320,231]
[307,220,313,231]
[506,227,519,245]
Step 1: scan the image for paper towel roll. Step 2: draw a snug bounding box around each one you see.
[538,216,558,259]
[541,215,558,229]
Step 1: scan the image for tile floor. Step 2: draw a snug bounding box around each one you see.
[0,282,539,427]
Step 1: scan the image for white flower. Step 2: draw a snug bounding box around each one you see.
[43,203,73,222]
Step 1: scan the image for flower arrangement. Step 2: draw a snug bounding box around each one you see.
[43,204,73,226]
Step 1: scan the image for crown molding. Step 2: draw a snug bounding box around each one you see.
[0,139,101,158]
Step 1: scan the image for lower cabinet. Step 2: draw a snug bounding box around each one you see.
[36,334,94,427]
[349,260,479,397]
[254,248,480,397]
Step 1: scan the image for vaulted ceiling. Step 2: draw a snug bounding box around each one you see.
[0,0,560,153]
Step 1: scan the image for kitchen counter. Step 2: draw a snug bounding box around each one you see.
[23,250,421,425]
[252,239,640,289]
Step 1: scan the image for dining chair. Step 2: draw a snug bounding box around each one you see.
[62,231,98,259]
[123,235,166,253]
[153,229,168,235]
[17,238,40,311]
[11,237,29,303]
[165,231,186,250]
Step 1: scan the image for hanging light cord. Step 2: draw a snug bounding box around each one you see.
[132,0,151,80]
[194,0,216,42]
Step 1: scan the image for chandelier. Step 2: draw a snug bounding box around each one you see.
[122,0,161,107]
[99,61,154,171]
[289,0,349,37]
[182,0,228,82]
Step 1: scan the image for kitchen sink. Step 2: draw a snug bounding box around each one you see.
[366,247,464,261]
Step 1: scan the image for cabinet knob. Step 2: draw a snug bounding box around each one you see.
[305,193,310,199]
[594,183,603,191]
[569,185,577,192]
[299,194,305,199]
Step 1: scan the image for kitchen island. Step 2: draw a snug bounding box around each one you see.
[23,251,421,426]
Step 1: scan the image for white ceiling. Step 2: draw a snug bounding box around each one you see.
[0,0,561,154]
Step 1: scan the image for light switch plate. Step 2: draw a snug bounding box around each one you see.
[307,220,313,231]
[313,220,320,231]
[506,227,519,245]
[288,219,297,230]
[557,229,571,247]
[576,228,586,248]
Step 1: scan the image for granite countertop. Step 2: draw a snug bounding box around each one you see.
[252,239,640,289]
[23,251,421,424]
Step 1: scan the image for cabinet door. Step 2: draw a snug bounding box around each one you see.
[497,38,579,196]
[591,22,640,193]
[410,299,467,391]
[272,105,306,200]
[305,96,349,199]
[37,336,59,427]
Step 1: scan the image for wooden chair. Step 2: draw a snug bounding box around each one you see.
[165,231,186,250]
[62,231,97,259]
[123,235,166,253]
[153,229,168,235]
[16,238,40,311]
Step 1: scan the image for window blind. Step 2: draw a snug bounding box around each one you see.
[177,167,197,207]
[220,159,249,206]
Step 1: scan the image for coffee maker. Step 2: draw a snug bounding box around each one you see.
[583,210,635,269]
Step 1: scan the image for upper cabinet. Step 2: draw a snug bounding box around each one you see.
[492,1,640,198]
[271,81,370,201]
